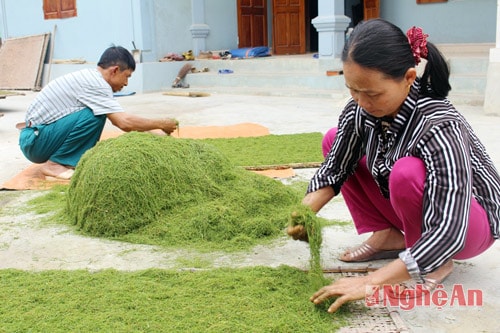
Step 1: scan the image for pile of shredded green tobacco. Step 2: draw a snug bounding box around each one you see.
[66,132,325,252]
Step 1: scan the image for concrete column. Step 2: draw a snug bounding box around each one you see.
[483,0,500,115]
[190,0,210,55]
[311,0,350,59]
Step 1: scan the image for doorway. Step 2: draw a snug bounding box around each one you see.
[237,0,319,55]
[307,0,318,52]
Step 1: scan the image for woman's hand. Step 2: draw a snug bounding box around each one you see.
[302,186,335,213]
[311,259,412,313]
[310,275,370,313]
[287,224,308,242]
[286,187,335,242]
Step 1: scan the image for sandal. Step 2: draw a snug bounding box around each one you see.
[172,82,190,88]
[339,242,404,262]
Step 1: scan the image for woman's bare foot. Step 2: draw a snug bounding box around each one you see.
[364,227,406,251]
[424,260,454,287]
[340,227,406,262]
[387,260,454,300]
[40,161,74,179]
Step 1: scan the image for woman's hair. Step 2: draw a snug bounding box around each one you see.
[97,45,136,72]
[342,19,451,99]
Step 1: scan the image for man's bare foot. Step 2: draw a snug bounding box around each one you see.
[339,227,406,262]
[40,161,74,180]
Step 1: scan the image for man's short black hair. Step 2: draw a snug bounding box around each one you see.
[97,45,136,71]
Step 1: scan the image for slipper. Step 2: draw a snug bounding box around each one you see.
[339,242,404,262]
[190,67,210,73]
[45,169,74,181]
[172,82,190,88]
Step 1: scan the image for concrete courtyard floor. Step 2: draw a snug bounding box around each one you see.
[1,91,499,332]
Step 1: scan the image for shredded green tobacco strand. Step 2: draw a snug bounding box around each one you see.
[289,205,327,290]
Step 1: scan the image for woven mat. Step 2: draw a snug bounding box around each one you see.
[325,272,410,333]
[2,123,294,190]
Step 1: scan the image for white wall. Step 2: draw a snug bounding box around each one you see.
[0,0,136,62]
[381,0,496,44]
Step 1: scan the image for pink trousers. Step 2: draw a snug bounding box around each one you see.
[322,128,495,259]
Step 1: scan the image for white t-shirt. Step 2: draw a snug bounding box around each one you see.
[26,68,124,126]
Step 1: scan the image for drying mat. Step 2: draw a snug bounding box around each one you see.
[0,33,50,90]
[2,123,294,190]
[324,270,410,333]
[99,122,270,140]
[1,163,71,190]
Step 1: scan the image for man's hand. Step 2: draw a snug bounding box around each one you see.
[162,118,179,135]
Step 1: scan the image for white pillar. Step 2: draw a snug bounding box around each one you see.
[483,0,500,115]
[311,0,350,59]
[190,0,210,56]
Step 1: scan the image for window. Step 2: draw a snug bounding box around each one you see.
[43,0,77,19]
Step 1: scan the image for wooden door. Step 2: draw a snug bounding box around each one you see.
[237,0,268,48]
[364,0,380,20]
[272,0,306,55]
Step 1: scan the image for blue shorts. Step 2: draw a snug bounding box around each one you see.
[19,108,107,167]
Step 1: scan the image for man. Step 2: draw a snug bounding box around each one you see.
[19,46,178,180]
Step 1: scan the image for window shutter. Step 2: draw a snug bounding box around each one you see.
[43,0,60,19]
[60,0,77,19]
[43,0,77,19]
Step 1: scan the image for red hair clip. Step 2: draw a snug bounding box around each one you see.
[407,26,429,65]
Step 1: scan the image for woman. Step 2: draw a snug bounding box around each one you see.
[290,19,500,312]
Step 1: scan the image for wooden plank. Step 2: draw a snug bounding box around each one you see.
[0,90,25,99]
